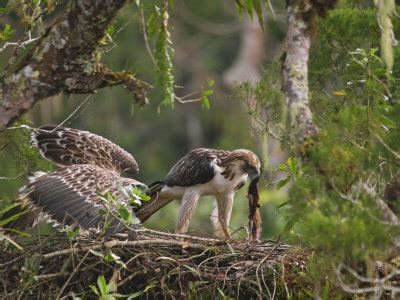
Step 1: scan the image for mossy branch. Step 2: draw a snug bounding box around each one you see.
[0,0,149,132]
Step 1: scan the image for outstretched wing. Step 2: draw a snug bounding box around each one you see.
[163,148,228,187]
[32,125,139,174]
[18,164,147,232]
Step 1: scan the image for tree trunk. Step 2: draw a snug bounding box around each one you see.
[282,0,319,142]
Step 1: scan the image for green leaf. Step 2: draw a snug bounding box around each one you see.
[127,282,156,299]
[104,250,119,262]
[0,24,16,41]
[235,1,245,17]
[98,275,108,296]
[283,214,299,232]
[201,93,211,109]
[118,206,133,224]
[99,295,114,300]
[90,285,100,296]
[252,0,264,29]
[277,199,293,209]
[378,114,396,129]
[245,0,254,19]
[89,249,104,258]
[109,293,126,298]
[0,202,20,215]
[127,291,143,299]
[130,187,151,202]
[0,209,28,226]
[322,280,330,300]
[65,226,80,239]
[275,163,290,173]
[287,157,298,173]
[276,176,290,190]
[106,25,115,37]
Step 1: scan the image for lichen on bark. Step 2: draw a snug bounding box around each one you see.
[0,0,148,132]
[282,0,319,143]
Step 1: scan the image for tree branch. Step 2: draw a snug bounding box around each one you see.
[0,0,148,132]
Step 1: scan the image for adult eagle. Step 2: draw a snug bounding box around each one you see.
[136,148,261,238]
[5,125,147,234]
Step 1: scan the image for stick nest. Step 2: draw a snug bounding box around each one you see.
[0,229,308,299]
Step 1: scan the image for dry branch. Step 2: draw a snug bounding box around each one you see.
[0,0,149,132]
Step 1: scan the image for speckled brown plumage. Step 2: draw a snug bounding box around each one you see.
[32,125,139,174]
[7,125,146,233]
[137,148,261,238]
[162,148,260,188]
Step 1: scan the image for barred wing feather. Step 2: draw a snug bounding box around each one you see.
[31,125,139,174]
[18,164,147,232]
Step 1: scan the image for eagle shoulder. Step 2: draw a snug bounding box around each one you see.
[163,148,224,187]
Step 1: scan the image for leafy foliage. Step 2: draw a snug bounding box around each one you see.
[90,274,125,299]
[146,2,176,108]
[0,24,15,41]
[235,61,286,141]
[233,7,400,297]
[235,0,273,29]
[282,9,400,296]
[274,157,301,190]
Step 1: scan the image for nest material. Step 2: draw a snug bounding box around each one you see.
[0,229,308,299]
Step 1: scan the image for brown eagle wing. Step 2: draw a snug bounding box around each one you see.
[32,125,139,174]
[18,164,146,232]
[163,148,229,187]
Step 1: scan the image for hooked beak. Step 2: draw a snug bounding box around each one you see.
[247,167,260,182]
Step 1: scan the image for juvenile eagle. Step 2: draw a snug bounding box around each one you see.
[6,125,147,233]
[136,148,261,238]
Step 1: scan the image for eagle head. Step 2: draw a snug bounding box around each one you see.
[231,149,261,182]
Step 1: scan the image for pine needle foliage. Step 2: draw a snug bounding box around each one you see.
[289,9,400,297]
[239,7,400,297]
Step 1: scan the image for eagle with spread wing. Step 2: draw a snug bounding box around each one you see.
[136,148,261,238]
[6,125,148,234]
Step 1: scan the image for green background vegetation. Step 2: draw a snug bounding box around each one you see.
[1,1,399,297]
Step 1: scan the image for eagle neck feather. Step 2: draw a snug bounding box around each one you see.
[217,152,244,181]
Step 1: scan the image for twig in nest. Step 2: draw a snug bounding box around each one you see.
[247,178,262,243]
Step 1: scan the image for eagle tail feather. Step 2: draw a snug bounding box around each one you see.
[148,180,164,195]
[136,193,173,223]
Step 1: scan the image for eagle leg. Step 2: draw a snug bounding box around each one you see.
[175,190,200,235]
[213,193,234,239]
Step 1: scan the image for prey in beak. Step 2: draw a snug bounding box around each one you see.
[247,170,261,243]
